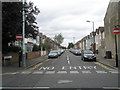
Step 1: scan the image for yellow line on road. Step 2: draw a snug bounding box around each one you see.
[0,72,19,76]
[22,63,43,72]
[1,62,43,76]
[94,62,114,71]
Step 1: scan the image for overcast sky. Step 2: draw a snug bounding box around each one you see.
[28,0,110,47]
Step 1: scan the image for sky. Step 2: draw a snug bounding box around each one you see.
[27,0,110,47]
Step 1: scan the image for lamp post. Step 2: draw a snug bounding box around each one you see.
[22,0,26,67]
[86,20,95,53]
[73,37,75,49]
[39,33,43,56]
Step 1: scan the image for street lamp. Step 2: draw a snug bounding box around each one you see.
[73,37,75,49]
[86,20,95,53]
[22,0,26,67]
[39,33,43,56]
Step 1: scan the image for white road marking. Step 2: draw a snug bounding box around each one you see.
[67,55,69,60]
[70,71,79,74]
[68,61,70,65]
[39,67,55,70]
[57,71,67,74]
[67,55,70,65]
[21,72,31,74]
[96,71,107,74]
[109,71,119,74]
[58,80,72,84]
[82,71,91,74]
[45,71,55,74]
[33,71,43,74]
[18,70,117,75]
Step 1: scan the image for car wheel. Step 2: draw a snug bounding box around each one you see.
[81,57,83,60]
[83,57,85,61]
[94,59,96,62]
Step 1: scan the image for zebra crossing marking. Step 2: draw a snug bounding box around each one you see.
[82,70,91,74]
[96,71,107,74]
[33,71,43,74]
[57,71,67,74]
[19,70,119,75]
[45,71,55,74]
[21,72,31,74]
[109,71,119,74]
[70,71,79,74]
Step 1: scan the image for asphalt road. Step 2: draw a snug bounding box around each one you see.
[2,50,119,89]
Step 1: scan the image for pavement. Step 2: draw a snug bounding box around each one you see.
[2,55,48,73]
[2,54,119,74]
[96,54,119,70]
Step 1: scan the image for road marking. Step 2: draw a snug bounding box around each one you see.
[5,70,119,75]
[70,71,79,74]
[82,70,91,74]
[103,87,120,89]
[109,71,119,74]
[1,63,43,76]
[58,80,72,84]
[94,62,114,71]
[39,66,55,70]
[2,87,50,89]
[21,72,31,74]
[28,63,43,71]
[0,72,19,76]
[67,55,70,65]
[96,71,107,74]
[45,71,55,74]
[67,55,69,60]
[57,71,67,74]
[68,61,70,65]
[33,71,43,74]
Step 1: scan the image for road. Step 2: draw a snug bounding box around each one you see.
[2,50,119,89]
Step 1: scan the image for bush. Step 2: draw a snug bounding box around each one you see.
[33,45,39,51]
[8,46,21,52]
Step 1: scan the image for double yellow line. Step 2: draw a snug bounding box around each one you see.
[0,62,43,76]
[94,62,115,71]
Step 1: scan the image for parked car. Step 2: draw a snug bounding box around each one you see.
[54,50,61,56]
[48,51,59,58]
[81,50,96,61]
[69,49,81,56]
[73,50,81,55]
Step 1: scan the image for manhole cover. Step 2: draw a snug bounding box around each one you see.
[58,80,72,84]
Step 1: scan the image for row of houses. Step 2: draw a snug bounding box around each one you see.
[75,0,120,60]
[75,27,104,53]
[12,32,59,54]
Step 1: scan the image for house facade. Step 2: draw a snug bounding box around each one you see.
[104,0,120,61]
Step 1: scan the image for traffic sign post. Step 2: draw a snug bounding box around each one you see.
[16,34,22,40]
[113,28,120,34]
[113,27,120,67]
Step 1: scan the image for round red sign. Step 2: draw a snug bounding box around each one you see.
[16,34,22,40]
[113,28,120,34]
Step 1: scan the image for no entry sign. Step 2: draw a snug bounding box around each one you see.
[16,34,22,40]
[113,28,120,34]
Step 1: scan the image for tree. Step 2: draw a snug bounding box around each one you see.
[67,43,74,49]
[42,38,52,52]
[2,2,40,53]
[53,33,64,46]
[2,2,23,53]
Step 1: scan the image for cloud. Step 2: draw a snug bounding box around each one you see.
[28,0,110,47]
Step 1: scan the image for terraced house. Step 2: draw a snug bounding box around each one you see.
[104,0,120,65]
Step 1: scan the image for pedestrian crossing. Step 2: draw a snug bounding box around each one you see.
[20,70,119,75]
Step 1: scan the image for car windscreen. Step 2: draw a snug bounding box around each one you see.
[84,51,93,54]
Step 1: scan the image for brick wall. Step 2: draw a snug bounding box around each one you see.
[2,52,19,63]
[27,52,41,60]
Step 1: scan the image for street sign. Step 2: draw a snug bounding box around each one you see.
[113,28,120,34]
[16,34,22,40]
